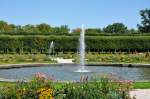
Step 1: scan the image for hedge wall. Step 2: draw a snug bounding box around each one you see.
[0,36,150,54]
[1,32,150,36]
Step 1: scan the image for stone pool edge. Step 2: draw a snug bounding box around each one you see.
[0,63,150,69]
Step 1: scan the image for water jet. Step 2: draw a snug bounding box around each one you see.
[76,24,90,72]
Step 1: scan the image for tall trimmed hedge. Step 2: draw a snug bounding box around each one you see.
[1,32,150,36]
[0,36,150,53]
[86,36,150,51]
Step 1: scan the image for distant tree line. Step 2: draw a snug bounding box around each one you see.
[0,21,70,34]
[0,8,150,35]
[0,21,138,34]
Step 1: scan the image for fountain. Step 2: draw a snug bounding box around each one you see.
[76,24,90,72]
[49,41,74,63]
[0,26,149,81]
[48,41,54,59]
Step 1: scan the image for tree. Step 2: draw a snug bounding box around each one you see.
[127,28,138,34]
[59,25,69,33]
[0,20,11,32]
[15,25,23,33]
[53,25,69,34]
[9,24,17,32]
[36,23,52,33]
[22,24,39,33]
[85,28,101,34]
[52,27,61,33]
[137,8,150,33]
[72,28,81,33]
[103,23,127,33]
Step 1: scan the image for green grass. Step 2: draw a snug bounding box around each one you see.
[0,54,57,65]
[0,81,15,87]
[85,52,150,64]
[0,81,150,89]
[1,52,150,65]
[53,82,65,89]
[133,82,150,89]
[0,81,65,89]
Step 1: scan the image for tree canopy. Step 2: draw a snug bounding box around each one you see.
[103,23,127,33]
[86,28,101,34]
[0,20,70,34]
[137,8,150,33]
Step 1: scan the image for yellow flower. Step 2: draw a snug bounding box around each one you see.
[38,88,53,99]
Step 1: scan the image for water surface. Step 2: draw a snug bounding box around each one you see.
[0,65,149,81]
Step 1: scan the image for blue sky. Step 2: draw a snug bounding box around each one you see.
[0,0,149,29]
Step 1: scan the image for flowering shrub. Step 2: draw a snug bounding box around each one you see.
[0,72,54,99]
[55,76,133,99]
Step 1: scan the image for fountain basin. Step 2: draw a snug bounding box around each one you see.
[0,64,149,81]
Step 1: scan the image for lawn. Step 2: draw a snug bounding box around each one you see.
[1,52,150,65]
[133,82,150,89]
[0,81,15,87]
[0,54,56,65]
[0,81,150,89]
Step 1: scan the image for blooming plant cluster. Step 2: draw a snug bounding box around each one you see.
[0,72,54,99]
[55,76,133,99]
[35,72,47,78]
[38,88,53,99]
[0,73,134,99]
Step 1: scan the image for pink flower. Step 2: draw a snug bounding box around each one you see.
[117,79,133,84]
[34,72,47,78]
[126,80,133,84]
[47,75,55,81]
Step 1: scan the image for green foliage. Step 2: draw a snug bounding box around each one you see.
[86,36,150,52]
[0,54,56,64]
[0,74,135,99]
[1,52,150,64]
[0,20,144,35]
[55,77,132,99]
[85,28,101,34]
[138,8,150,33]
[0,73,54,99]
[72,28,81,33]
[56,25,70,33]
[36,23,53,33]
[0,20,15,33]
[85,52,150,63]
[133,82,150,89]
[1,36,150,54]
[103,23,128,33]
[0,20,69,34]
[22,24,39,33]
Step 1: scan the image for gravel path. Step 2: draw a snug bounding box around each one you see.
[130,89,150,99]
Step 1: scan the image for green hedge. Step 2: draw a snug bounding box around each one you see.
[0,36,150,53]
[1,32,150,36]
[86,36,150,51]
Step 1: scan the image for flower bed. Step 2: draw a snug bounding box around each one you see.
[0,73,133,99]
